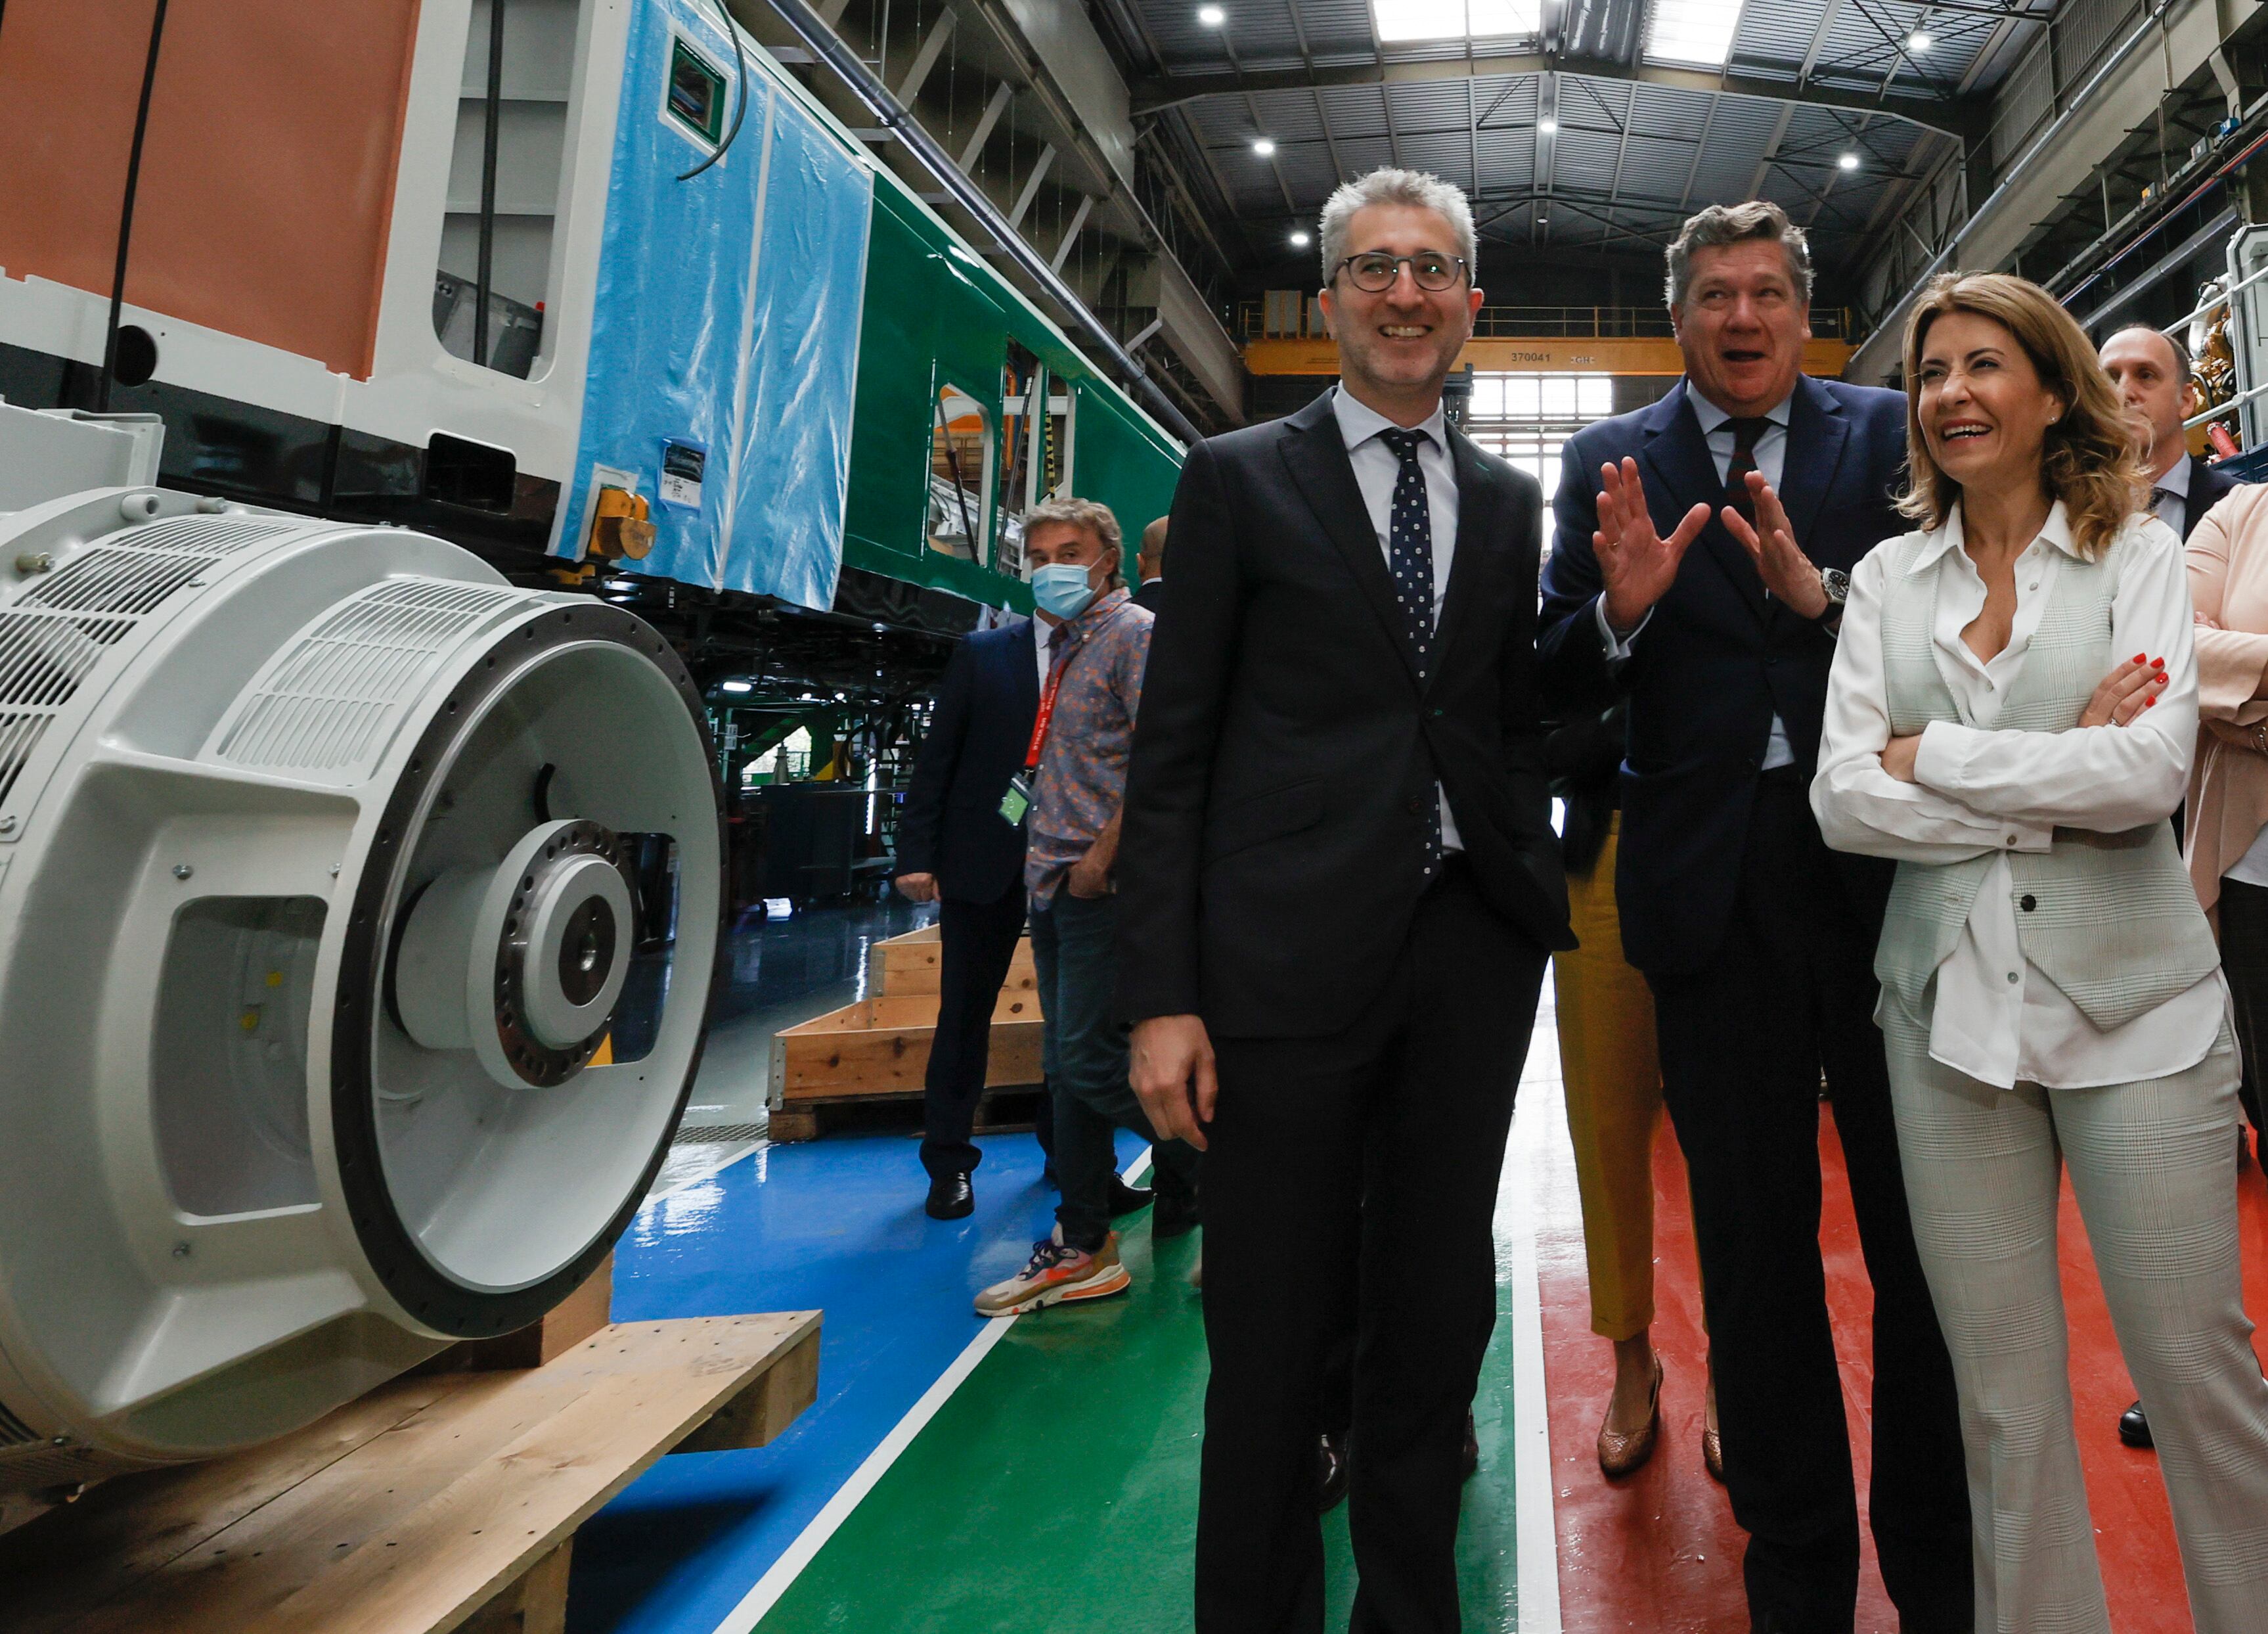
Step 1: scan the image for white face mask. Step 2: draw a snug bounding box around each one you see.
[1031,562,1098,620]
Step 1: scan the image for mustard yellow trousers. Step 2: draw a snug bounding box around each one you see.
[1551,817,1664,1341]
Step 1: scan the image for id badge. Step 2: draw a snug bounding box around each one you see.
[998,774,1033,827]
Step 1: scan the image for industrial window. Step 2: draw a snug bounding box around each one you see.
[1646,0,1745,66]
[1371,0,1543,41]
[433,0,587,378]
[1460,373,1615,499]
[994,351,1075,578]
[927,384,994,564]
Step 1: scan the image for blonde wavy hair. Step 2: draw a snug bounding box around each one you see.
[1897,271,2145,560]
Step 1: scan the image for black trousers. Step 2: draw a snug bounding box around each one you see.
[1646,773,1970,1634]
[919,882,1031,1179]
[1197,865,1547,1634]
[2217,876,2268,1137]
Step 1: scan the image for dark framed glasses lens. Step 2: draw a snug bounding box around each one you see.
[1412,258,1457,289]
[1348,255,1401,290]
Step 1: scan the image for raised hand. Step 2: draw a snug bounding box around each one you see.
[2078,654,2167,728]
[1597,457,1710,636]
[1722,471,1827,618]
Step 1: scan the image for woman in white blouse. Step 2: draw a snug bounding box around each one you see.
[1811,271,2268,1633]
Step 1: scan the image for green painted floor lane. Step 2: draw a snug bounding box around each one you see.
[753,1212,1527,1633]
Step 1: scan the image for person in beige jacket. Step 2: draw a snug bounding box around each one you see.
[2183,476,2268,1166]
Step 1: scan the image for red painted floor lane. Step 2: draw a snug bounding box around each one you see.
[1530,1079,2268,1633]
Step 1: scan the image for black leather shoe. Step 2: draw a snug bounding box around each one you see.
[2119,1399,2154,1449]
[1317,1432,1350,1512]
[1153,1189,1201,1240]
[924,1171,973,1220]
[1107,1178,1153,1216]
[1461,1411,1480,1479]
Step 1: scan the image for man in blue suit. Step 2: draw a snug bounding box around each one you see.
[895,615,1044,1219]
[1538,201,1969,1633]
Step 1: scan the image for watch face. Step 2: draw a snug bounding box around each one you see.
[1821,567,1851,603]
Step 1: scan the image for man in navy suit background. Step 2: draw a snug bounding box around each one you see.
[895,613,1043,1219]
[1538,201,1969,1633]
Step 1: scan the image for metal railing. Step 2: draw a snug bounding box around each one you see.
[1235,299,1856,342]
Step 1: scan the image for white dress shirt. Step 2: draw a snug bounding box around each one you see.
[1595,386,1798,769]
[2152,451,2193,538]
[1331,385,1463,853]
[1813,501,2223,1089]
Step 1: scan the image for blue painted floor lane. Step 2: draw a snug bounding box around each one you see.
[566,1124,1149,1633]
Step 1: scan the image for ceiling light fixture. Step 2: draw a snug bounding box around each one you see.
[720,679,754,693]
[1906,28,1932,49]
[1197,3,1226,23]
[1290,229,1312,246]
[1838,150,1861,170]
[1253,137,1277,156]
[1537,116,1558,133]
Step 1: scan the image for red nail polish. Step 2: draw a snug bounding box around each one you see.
[2146,696,2157,706]
[2152,657,2165,669]
[2133,654,2147,664]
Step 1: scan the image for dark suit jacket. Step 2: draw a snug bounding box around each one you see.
[2183,455,2242,541]
[1118,391,1574,1038]
[1132,578,1167,614]
[895,619,1038,903]
[1538,374,1907,976]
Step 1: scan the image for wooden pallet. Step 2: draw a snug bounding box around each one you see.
[0,1311,821,1634]
[767,924,1043,1141]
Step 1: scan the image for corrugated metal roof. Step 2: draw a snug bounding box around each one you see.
[1136,0,2018,270]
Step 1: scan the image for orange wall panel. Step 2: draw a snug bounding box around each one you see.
[0,0,425,380]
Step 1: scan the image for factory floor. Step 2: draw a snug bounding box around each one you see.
[571,898,2262,1633]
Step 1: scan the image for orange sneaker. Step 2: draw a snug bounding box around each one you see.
[973,1228,1130,1317]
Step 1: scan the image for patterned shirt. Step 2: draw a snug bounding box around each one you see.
[1025,587,1152,905]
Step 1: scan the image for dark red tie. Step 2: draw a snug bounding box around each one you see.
[1724,417,1770,524]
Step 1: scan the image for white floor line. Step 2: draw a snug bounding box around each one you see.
[708,1146,1153,1634]
[1505,1044,1567,1631]
[643,1138,766,1208]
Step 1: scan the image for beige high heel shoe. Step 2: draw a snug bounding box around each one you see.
[1597,1353,1664,1477]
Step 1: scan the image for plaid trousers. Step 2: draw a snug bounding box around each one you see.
[1881,1005,2268,1634]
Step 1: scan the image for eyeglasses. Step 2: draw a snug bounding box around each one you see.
[1334,252,1469,293]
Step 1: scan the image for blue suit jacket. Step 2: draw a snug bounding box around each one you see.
[895,619,1039,903]
[1538,374,1909,975]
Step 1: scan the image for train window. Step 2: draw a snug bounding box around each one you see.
[927,384,993,563]
[996,345,1042,578]
[433,0,585,378]
[665,37,727,147]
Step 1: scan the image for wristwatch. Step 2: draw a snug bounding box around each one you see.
[1815,566,1850,629]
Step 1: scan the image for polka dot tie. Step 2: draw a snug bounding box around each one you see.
[1378,427,1442,876]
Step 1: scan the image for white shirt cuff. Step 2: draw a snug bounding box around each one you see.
[1915,722,2052,851]
[1594,597,1650,661]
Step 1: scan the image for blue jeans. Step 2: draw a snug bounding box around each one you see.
[1029,889,1199,1252]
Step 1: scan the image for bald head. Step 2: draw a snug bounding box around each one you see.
[1139,516,1168,583]
[2100,325,2195,481]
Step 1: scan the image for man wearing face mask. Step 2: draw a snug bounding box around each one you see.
[974,498,1201,1317]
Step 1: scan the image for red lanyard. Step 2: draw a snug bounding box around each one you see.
[1025,637,1078,771]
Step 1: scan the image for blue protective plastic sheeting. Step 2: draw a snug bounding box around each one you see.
[724,90,872,606]
[556,0,872,610]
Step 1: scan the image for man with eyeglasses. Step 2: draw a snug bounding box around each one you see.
[1536,200,1970,1633]
[1118,167,1572,1632]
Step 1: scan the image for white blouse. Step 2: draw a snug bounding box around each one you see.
[1812,501,2225,1090]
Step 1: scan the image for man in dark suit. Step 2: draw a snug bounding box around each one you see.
[1132,516,1168,614]
[1119,168,1572,1634]
[2101,323,2238,541]
[2098,321,2246,1452]
[1537,201,1970,1633]
[895,616,1041,1219]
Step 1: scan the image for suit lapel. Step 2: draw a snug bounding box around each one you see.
[1775,375,1850,560]
[1428,429,1497,692]
[1012,618,1040,721]
[1278,394,1423,688]
[1638,382,1766,622]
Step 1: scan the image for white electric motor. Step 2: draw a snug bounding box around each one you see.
[0,476,721,1494]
